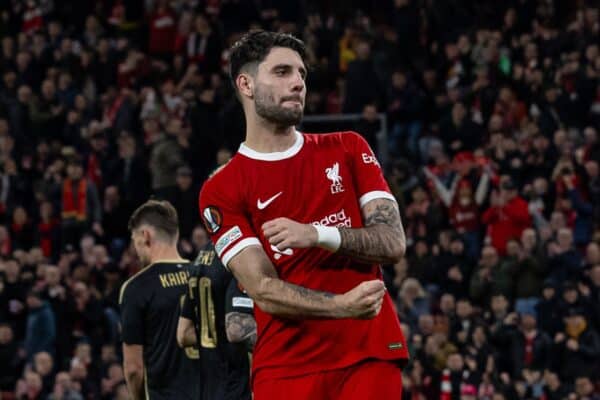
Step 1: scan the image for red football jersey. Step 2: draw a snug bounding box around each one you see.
[199,131,409,380]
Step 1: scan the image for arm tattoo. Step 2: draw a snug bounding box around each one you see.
[338,199,406,263]
[225,312,257,347]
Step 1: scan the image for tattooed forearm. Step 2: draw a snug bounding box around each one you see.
[225,312,257,347]
[338,199,406,263]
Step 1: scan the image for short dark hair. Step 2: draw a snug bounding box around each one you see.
[128,200,179,242]
[229,30,307,87]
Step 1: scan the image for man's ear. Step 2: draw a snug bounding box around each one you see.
[236,73,253,99]
[142,228,152,246]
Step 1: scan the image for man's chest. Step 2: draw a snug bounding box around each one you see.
[242,154,359,225]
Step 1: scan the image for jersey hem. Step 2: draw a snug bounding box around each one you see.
[252,353,409,384]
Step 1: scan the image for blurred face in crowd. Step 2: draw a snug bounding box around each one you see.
[392,71,407,90]
[118,135,136,159]
[521,228,536,252]
[70,358,88,380]
[450,239,464,255]
[192,226,209,249]
[585,160,599,179]
[447,353,464,372]
[41,80,56,100]
[75,342,92,364]
[0,324,13,344]
[67,163,83,180]
[456,300,472,319]
[491,294,508,316]
[557,228,573,249]
[73,282,90,304]
[440,293,455,315]
[44,265,61,286]
[25,371,42,395]
[505,240,521,258]
[586,242,600,265]
[418,314,434,336]
[411,187,427,203]
[575,377,594,396]
[176,170,193,190]
[4,260,20,282]
[452,103,466,125]
[471,325,487,346]
[101,344,117,363]
[414,240,428,257]
[520,313,536,332]
[550,212,566,232]
[13,206,28,225]
[563,287,578,304]
[34,352,54,377]
[480,246,498,268]
[16,85,31,103]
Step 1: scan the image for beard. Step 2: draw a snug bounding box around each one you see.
[254,85,303,127]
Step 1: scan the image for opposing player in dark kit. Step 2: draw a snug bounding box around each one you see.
[120,200,200,400]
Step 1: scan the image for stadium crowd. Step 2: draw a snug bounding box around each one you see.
[0,0,599,399]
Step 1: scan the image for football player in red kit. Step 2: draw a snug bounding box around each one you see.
[199,30,409,399]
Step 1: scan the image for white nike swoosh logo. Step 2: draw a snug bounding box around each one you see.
[257,192,283,210]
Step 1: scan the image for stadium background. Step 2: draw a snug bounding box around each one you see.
[1,0,600,398]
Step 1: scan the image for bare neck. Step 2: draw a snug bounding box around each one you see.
[244,112,297,153]
[148,243,184,265]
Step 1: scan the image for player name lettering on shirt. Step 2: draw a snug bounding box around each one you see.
[158,270,190,288]
[311,209,352,228]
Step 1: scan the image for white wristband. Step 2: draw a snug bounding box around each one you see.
[314,225,341,252]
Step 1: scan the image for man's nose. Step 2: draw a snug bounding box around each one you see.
[290,72,305,92]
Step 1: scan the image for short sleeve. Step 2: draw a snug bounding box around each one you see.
[225,278,254,315]
[119,283,145,345]
[199,175,261,267]
[346,132,397,207]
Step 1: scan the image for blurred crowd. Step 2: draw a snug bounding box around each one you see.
[0,0,599,399]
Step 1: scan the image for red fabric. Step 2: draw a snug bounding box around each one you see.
[87,153,102,188]
[440,369,452,400]
[449,201,480,233]
[524,334,534,366]
[200,132,409,381]
[104,95,124,124]
[38,219,58,257]
[22,6,43,34]
[148,8,176,54]
[62,179,87,221]
[482,196,531,255]
[253,360,402,400]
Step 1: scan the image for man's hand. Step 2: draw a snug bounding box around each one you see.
[262,218,318,251]
[336,280,385,319]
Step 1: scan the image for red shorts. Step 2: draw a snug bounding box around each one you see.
[253,360,403,400]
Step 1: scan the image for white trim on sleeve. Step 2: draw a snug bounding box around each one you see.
[359,191,397,208]
[221,237,262,267]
